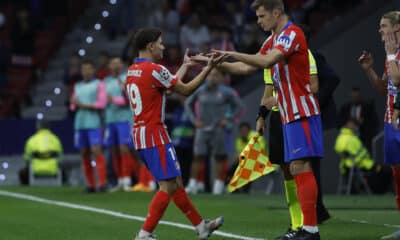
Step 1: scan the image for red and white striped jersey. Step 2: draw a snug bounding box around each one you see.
[262,22,320,124]
[125,58,178,149]
[384,51,399,123]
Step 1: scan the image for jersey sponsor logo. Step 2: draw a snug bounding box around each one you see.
[127,70,142,77]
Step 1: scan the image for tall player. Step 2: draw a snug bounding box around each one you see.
[70,60,108,192]
[193,0,323,238]
[104,56,139,192]
[126,28,224,240]
[358,11,400,212]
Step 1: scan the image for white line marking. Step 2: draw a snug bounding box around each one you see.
[0,190,265,240]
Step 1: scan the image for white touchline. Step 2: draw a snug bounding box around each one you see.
[0,190,265,240]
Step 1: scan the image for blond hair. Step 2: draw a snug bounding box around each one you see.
[382,11,400,26]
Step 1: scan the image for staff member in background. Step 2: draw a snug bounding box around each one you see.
[335,117,392,194]
[19,120,63,185]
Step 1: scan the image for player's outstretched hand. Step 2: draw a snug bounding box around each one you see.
[206,53,227,67]
[183,48,197,67]
[190,53,211,64]
[358,50,374,70]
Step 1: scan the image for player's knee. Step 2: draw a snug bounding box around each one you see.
[119,145,130,154]
[290,160,312,175]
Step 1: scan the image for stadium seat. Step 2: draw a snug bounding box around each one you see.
[337,158,372,195]
[28,151,62,186]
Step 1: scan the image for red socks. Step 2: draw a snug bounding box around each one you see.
[113,155,121,178]
[142,191,171,233]
[82,156,95,188]
[172,188,203,226]
[121,153,133,178]
[294,171,318,226]
[95,155,107,187]
[392,166,400,211]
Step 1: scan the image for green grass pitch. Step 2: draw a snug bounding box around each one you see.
[0,186,398,240]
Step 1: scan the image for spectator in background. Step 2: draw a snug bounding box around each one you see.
[185,69,243,195]
[339,87,379,152]
[159,45,183,76]
[0,40,10,88]
[148,0,180,46]
[180,12,210,54]
[95,51,110,80]
[63,54,82,97]
[19,120,63,185]
[11,8,35,67]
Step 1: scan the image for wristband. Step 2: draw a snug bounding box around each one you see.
[387,54,397,62]
[256,105,270,120]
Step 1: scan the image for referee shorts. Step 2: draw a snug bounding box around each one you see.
[268,111,284,165]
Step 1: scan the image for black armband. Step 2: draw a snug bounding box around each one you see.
[256,105,270,121]
[395,90,400,110]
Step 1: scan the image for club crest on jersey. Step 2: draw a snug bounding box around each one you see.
[276,31,296,51]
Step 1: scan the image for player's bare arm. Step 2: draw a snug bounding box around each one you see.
[172,54,222,96]
[190,54,258,75]
[310,74,319,94]
[384,32,400,86]
[213,48,285,69]
[358,50,387,95]
[256,84,275,134]
[175,48,196,81]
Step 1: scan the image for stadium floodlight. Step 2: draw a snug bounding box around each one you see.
[94,23,102,31]
[54,87,61,95]
[45,99,52,107]
[86,36,94,44]
[78,49,86,56]
[110,0,117,5]
[36,113,44,120]
[0,174,5,181]
[102,10,109,18]
[2,162,8,169]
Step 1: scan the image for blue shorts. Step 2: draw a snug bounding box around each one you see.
[74,129,103,149]
[104,122,132,147]
[282,115,324,162]
[384,123,400,165]
[138,143,181,181]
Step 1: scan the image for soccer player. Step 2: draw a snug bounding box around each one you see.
[70,60,108,192]
[125,28,223,240]
[104,56,139,192]
[262,43,320,238]
[358,11,400,211]
[193,0,323,238]
[184,68,243,195]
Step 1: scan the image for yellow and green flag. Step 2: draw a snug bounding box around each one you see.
[228,134,276,192]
